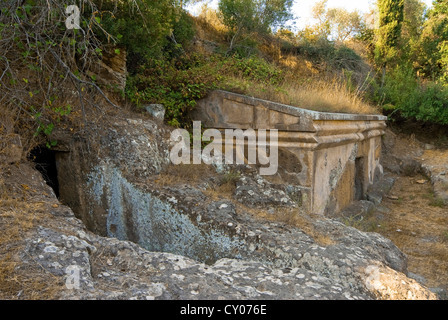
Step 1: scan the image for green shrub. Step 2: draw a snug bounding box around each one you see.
[91,0,175,57]
[373,64,419,109]
[126,55,219,127]
[373,64,448,125]
[164,10,196,59]
[229,55,284,85]
[126,52,288,127]
[407,83,448,124]
[297,39,363,72]
[331,46,363,70]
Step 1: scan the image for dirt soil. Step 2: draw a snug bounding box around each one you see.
[368,126,448,295]
[373,174,448,291]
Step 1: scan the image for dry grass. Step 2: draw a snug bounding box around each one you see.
[278,54,320,77]
[222,75,379,115]
[156,164,239,200]
[206,172,240,199]
[154,163,218,186]
[243,205,336,246]
[202,182,236,201]
[367,174,448,289]
[195,5,228,37]
[282,80,378,115]
[0,169,62,299]
[155,162,336,246]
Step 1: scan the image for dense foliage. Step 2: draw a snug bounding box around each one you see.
[375,0,405,69]
[369,0,448,125]
[1,0,448,148]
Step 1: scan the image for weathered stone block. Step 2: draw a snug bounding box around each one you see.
[193,90,388,215]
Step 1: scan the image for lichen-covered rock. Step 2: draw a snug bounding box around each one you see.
[144,104,166,121]
[232,166,304,211]
[6,118,436,300]
[2,160,437,300]
[420,151,448,205]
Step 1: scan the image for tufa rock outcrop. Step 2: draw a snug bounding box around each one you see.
[0,160,437,300]
[7,113,432,300]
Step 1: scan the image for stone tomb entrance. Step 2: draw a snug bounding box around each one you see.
[191,90,387,215]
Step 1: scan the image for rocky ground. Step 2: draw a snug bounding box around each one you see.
[339,127,448,298]
[0,118,445,300]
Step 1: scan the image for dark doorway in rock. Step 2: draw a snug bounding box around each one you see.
[354,157,365,201]
[29,146,60,198]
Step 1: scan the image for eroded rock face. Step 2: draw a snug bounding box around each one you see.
[420,152,448,205]
[55,117,172,235]
[234,168,302,209]
[25,116,436,300]
[381,128,448,205]
[4,160,434,300]
[87,47,127,91]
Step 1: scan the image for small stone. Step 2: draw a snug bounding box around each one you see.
[387,195,399,200]
[144,104,165,121]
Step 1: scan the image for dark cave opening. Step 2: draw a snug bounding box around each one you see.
[29,146,60,198]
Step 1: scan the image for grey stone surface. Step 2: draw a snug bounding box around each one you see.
[421,163,448,205]
[17,193,435,300]
[7,117,436,300]
[365,176,396,206]
[233,168,299,209]
[145,104,166,121]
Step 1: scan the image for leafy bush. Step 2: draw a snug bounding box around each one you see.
[226,55,284,85]
[296,38,363,72]
[91,0,175,57]
[406,83,448,124]
[125,53,286,127]
[0,0,115,151]
[373,64,448,125]
[126,55,219,127]
[373,64,419,108]
[164,10,197,59]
